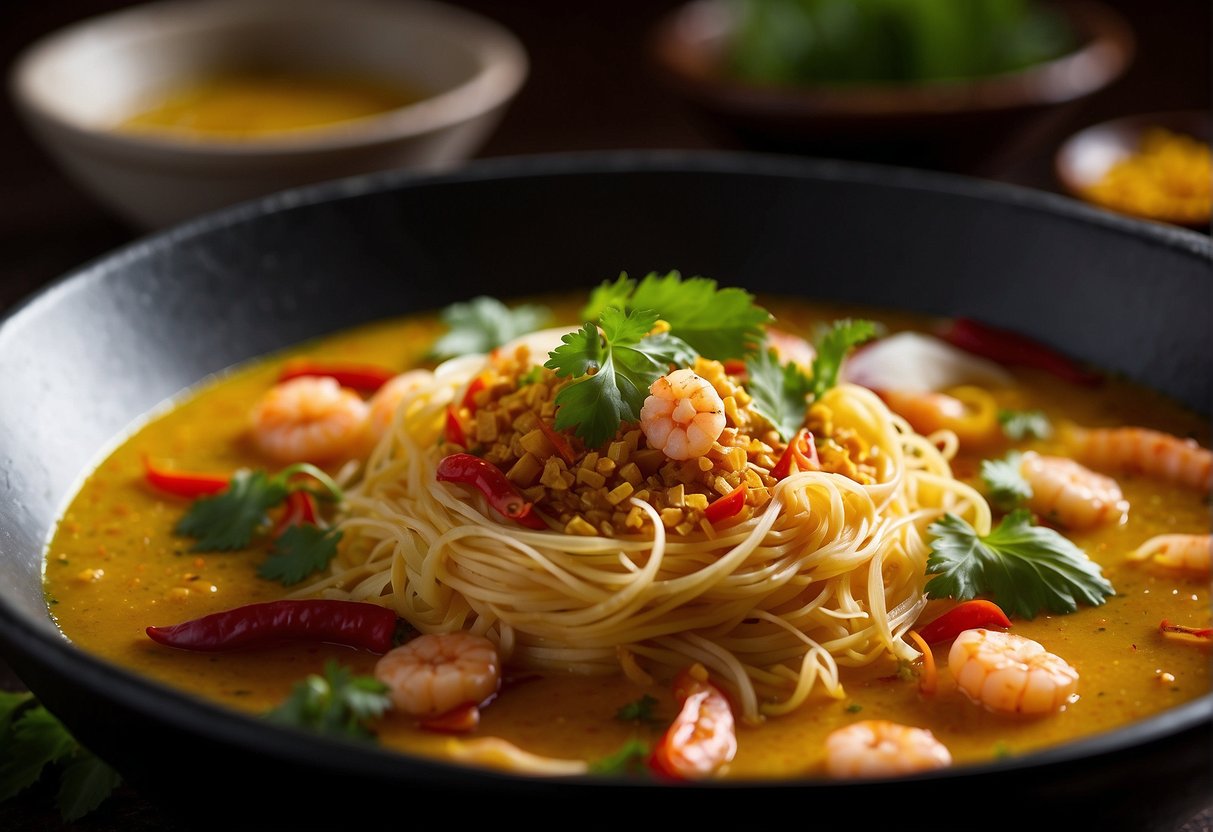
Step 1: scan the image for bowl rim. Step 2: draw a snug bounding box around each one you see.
[0,150,1209,798]
[7,0,529,158]
[1053,108,1212,226]
[649,0,1136,118]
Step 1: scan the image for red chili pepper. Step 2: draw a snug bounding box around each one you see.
[278,360,396,392]
[916,600,1012,644]
[722,359,748,379]
[704,483,747,524]
[940,318,1102,386]
[769,429,818,480]
[419,702,481,734]
[436,453,546,529]
[536,418,576,465]
[444,406,468,447]
[1160,620,1213,639]
[649,667,738,780]
[143,456,230,498]
[461,375,488,412]
[271,490,319,538]
[146,599,399,653]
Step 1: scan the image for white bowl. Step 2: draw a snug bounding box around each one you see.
[9,0,528,228]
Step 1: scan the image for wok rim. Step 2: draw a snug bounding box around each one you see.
[0,149,1209,796]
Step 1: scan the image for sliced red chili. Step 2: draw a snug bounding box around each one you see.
[143,456,230,498]
[419,702,481,734]
[278,360,396,392]
[940,318,1102,386]
[916,600,1012,644]
[271,490,319,538]
[536,418,576,465]
[1160,620,1213,639]
[770,428,818,480]
[649,667,737,780]
[704,483,747,524]
[146,599,399,653]
[461,375,488,412]
[444,406,468,447]
[436,453,546,529]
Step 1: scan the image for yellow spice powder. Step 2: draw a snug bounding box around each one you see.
[1082,127,1212,226]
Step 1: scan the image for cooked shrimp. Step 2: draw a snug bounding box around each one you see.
[367,369,433,442]
[1066,425,1212,492]
[375,632,501,717]
[1019,451,1129,529]
[824,720,952,778]
[1129,533,1211,575]
[250,376,369,464]
[949,629,1079,716]
[640,369,726,460]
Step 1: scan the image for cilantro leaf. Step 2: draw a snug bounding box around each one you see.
[257,525,343,585]
[745,346,815,441]
[430,296,551,360]
[174,470,287,551]
[588,739,652,775]
[57,750,123,822]
[546,308,695,447]
[582,273,636,321]
[980,452,1033,512]
[0,690,32,742]
[926,511,1115,619]
[615,694,661,725]
[809,318,879,400]
[999,409,1053,441]
[582,271,770,360]
[0,706,78,802]
[265,661,391,741]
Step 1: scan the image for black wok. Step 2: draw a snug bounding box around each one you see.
[0,153,1209,830]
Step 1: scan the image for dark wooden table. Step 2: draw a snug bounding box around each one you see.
[1,0,1209,828]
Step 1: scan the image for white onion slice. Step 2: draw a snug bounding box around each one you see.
[841,331,1013,393]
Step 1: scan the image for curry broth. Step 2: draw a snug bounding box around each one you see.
[44,298,1211,777]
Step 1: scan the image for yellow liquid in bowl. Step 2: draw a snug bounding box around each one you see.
[118,72,424,139]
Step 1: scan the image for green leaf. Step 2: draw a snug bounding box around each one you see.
[581,271,770,360]
[582,273,636,321]
[809,318,879,401]
[0,690,33,744]
[257,525,343,586]
[546,309,695,447]
[57,750,122,822]
[925,511,1115,619]
[980,451,1033,512]
[265,661,391,741]
[999,408,1053,441]
[174,470,288,551]
[588,739,652,775]
[0,707,77,802]
[615,694,661,725]
[430,296,551,360]
[745,346,815,441]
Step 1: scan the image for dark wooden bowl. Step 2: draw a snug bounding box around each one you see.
[649,0,1135,172]
[1055,109,1211,229]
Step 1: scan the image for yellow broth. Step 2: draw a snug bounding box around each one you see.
[118,72,423,139]
[43,298,1211,778]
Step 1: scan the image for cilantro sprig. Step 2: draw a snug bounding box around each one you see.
[999,408,1053,441]
[174,463,343,585]
[745,318,878,441]
[615,694,662,726]
[265,661,392,741]
[583,272,771,359]
[430,296,551,360]
[588,739,652,775]
[980,451,1033,512]
[0,691,122,822]
[745,346,815,441]
[545,308,695,447]
[926,511,1115,619]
